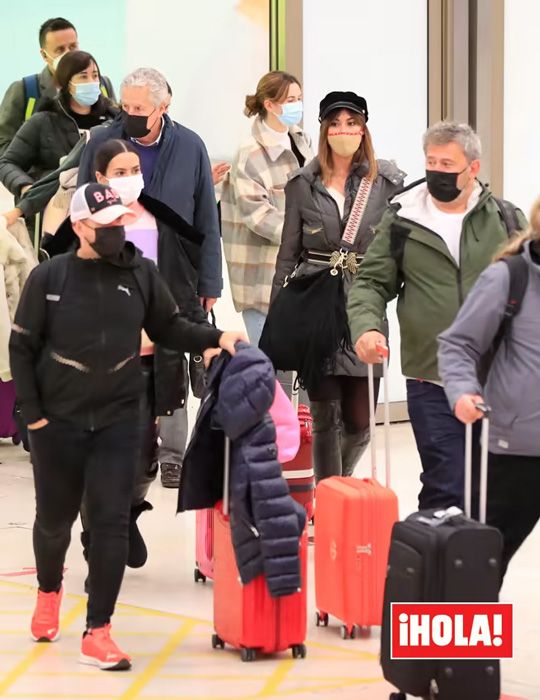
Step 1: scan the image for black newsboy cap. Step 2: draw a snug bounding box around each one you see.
[319,91,369,123]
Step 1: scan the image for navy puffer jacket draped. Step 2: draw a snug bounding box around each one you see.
[177,343,305,597]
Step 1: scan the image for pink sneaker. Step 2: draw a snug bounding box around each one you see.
[31,587,63,642]
[79,624,131,671]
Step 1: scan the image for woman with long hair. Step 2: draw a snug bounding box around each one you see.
[221,70,313,345]
[270,92,405,482]
[438,200,540,582]
[0,50,117,199]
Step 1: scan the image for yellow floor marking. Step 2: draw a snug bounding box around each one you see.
[0,597,86,696]
[257,658,295,697]
[118,619,197,700]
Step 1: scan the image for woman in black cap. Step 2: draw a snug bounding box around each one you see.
[270,91,405,482]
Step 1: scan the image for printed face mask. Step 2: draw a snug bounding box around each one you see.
[327,132,362,158]
[71,81,101,107]
[276,101,303,127]
[425,167,469,203]
[108,174,144,205]
[122,110,156,139]
[90,225,126,258]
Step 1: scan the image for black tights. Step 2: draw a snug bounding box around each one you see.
[307,375,379,433]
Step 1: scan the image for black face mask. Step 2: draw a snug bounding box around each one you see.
[122,109,155,139]
[90,226,126,258]
[425,167,468,203]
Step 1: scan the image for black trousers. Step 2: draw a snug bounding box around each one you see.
[307,375,378,433]
[30,418,140,628]
[487,452,540,580]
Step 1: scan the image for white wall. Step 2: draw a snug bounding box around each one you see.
[303,0,428,402]
[504,0,540,213]
[124,0,269,162]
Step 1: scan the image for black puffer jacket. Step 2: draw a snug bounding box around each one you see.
[0,95,117,197]
[178,344,306,597]
[41,193,206,415]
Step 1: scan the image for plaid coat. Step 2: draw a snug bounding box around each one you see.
[221,117,313,314]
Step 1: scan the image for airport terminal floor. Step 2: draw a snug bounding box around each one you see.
[0,418,538,700]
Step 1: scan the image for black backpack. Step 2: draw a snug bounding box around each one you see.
[478,254,529,384]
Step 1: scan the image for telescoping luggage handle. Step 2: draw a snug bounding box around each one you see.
[367,345,391,488]
[465,404,490,524]
[223,436,231,516]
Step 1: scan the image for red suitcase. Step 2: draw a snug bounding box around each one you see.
[281,403,314,520]
[314,353,399,638]
[211,438,307,661]
[194,509,214,582]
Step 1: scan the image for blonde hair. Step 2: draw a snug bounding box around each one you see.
[494,198,538,261]
[244,70,300,118]
[318,109,378,185]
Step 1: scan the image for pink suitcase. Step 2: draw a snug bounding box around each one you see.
[194,508,214,582]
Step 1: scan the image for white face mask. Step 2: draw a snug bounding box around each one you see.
[108,174,144,205]
[44,50,68,72]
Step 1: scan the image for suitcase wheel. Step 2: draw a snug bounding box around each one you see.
[194,566,207,583]
[211,633,225,650]
[340,624,357,640]
[315,611,329,627]
[389,694,406,700]
[240,647,256,662]
[11,434,21,446]
[291,643,307,659]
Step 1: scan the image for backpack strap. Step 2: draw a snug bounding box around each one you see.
[389,223,411,289]
[45,256,69,326]
[99,79,109,99]
[493,197,521,237]
[132,262,151,315]
[23,74,40,121]
[491,254,529,355]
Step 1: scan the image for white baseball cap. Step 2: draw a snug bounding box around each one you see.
[70,183,136,225]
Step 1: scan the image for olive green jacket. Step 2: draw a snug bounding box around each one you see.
[347,179,527,381]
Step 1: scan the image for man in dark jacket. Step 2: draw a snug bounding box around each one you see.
[9,182,243,670]
[0,17,115,156]
[5,67,223,487]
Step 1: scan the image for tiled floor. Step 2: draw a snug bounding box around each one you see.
[0,420,538,700]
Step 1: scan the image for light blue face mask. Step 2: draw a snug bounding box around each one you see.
[277,100,303,127]
[71,81,101,107]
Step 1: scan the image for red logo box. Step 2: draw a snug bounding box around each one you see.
[391,603,513,660]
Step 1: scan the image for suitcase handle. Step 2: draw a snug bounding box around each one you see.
[367,345,391,487]
[464,403,490,523]
[223,435,231,516]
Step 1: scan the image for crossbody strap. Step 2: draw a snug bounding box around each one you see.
[339,176,373,249]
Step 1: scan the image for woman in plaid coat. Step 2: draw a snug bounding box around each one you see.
[221,71,313,345]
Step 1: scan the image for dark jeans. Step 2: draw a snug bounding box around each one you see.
[30,418,140,628]
[407,379,481,511]
[487,452,540,580]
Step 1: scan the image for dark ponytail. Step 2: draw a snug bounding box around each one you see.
[94,139,140,176]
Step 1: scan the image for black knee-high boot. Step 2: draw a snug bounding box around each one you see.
[311,401,342,483]
[341,426,370,477]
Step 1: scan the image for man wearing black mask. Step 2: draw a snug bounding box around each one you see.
[347,121,526,512]
[9,182,244,670]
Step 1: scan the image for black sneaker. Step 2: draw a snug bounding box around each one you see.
[160,462,181,488]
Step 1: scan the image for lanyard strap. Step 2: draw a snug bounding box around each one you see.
[339,176,373,249]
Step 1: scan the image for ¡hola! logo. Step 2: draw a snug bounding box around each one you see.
[391,603,513,660]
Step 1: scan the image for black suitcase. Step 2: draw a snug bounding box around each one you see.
[381,411,503,700]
